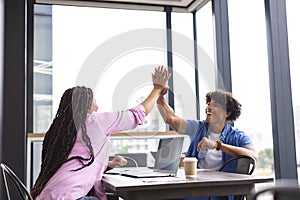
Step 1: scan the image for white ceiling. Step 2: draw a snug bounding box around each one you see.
[102,0,194,7]
[35,0,210,13]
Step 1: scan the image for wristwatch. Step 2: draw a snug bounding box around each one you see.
[216,140,222,151]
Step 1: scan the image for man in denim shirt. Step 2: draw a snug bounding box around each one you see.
[157,89,257,200]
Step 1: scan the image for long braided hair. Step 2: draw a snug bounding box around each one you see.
[31,86,95,198]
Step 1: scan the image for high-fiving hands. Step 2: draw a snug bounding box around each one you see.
[152,66,171,90]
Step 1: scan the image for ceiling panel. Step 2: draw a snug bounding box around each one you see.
[100,0,194,7]
[35,0,210,13]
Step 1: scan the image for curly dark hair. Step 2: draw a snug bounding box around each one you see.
[30,86,95,198]
[205,89,242,121]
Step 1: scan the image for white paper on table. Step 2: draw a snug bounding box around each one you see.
[140,177,185,183]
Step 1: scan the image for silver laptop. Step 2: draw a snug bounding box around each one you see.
[106,137,184,178]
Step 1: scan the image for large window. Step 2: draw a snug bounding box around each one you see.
[33,5,169,131]
[286,0,300,183]
[34,5,169,134]
[228,0,274,177]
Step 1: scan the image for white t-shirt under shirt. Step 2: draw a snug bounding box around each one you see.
[198,132,222,170]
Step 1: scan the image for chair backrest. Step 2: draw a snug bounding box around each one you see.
[219,155,256,200]
[219,155,256,175]
[109,153,147,167]
[251,186,300,200]
[1,163,33,200]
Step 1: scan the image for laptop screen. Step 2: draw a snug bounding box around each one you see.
[153,137,184,174]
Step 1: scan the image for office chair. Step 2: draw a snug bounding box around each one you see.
[1,163,33,200]
[251,185,300,200]
[209,155,256,200]
[118,153,147,167]
[219,155,256,175]
[109,153,147,167]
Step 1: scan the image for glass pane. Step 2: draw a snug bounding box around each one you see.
[33,5,53,133]
[33,5,168,133]
[172,12,197,122]
[52,5,166,133]
[286,0,300,184]
[228,0,274,178]
[34,5,167,133]
[196,1,215,120]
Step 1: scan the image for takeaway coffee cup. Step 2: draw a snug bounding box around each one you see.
[183,157,198,177]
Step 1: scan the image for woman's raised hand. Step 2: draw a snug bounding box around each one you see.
[152,66,171,89]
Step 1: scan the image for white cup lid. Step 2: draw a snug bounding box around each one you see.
[183,157,198,162]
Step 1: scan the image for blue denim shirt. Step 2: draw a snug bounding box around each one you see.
[183,120,253,200]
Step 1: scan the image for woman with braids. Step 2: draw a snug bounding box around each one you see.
[31,66,170,200]
[157,89,258,200]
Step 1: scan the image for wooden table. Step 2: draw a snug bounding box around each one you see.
[102,169,273,200]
